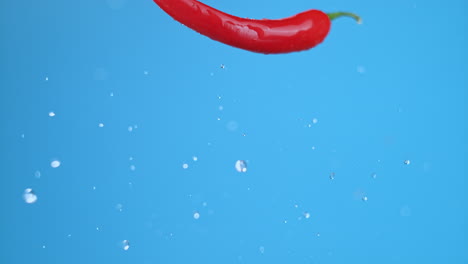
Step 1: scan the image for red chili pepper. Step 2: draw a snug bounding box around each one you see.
[152,0,361,54]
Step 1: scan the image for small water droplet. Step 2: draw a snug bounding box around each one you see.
[235,160,247,173]
[48,111,55,117]
[23,188,37,204]
[220,64,225,69]
[371,173,377,179]
[312,118,318,124]
[34,171,41,179]
[129,165,136,171]
[45,77,49,81]
[122,240,130,251]
[128,126,133,132]
[98,123,104,128]
[193,211,200,220]
[404,160,411,165]
[110,92,114,97]
[192,156,198,161]
[357,66,366,74]
[182,163,189,169]
[259,246,265,254]
[50,160,61,168]
[143,70,148,75]
[329,172,335,180]
[115,203,123,212]
[303,212,311,219]
[362,196,368,201]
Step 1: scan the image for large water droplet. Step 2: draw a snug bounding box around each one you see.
[193,211,200,220]
[50,160,61,168]
[235,160,247,173]
[122,240,130,251]
[23,188,37,204]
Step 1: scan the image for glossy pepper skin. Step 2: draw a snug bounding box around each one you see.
[152,0,331,54]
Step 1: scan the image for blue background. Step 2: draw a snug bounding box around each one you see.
[0,0,466,263]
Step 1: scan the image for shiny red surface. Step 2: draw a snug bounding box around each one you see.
[153,0,331,54]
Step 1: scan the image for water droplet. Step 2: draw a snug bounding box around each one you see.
[128,126,133,132]
[235,160,247,173]
[192,156,198,161]
[259,246,265,254]
[143,70,148,75]
[404,160,411,165]
[129,156,134,161]
[226,120,239,131]
[220,64,225,69]
[311,146,316,150]
[312,118,318,124]
[23,188,37,204]
[400,205,412,217]
[21,134,25,138]
[371,173,377,179]
[122,240,130,250]
[115,203,123,212]
[129,165,136,171]
[92,186,96,190]
[45,77,49,81]
[303,212,311,219]
[193,211,200,220]
[357,66,366,74]
[96,227,100,231]
[316,233,321,237]
[50,160,61,168]
[329,172,335,180]
[34,171,41,179]
[182,163,189,169]
[218,105,224,111]
[202,202,208,207]
[362,196,368,201]
[110,92,114,97]
[42,245,46,249]
[48,111,55,117]
[98,123,104,128]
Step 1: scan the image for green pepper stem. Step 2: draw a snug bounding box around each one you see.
[327,12,362,24]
